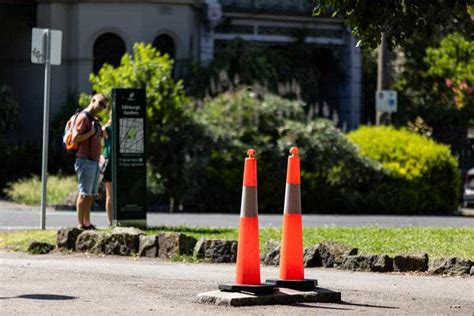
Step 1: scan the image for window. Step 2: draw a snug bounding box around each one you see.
[152,34,175,59]
[93,33,126,74]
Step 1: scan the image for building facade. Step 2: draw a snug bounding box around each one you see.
[1,0,361,142]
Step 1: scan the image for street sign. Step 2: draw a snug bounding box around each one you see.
[31,28,63,230]
[376,90,397,113]
[112,88,147,227]
[31,28,62,65]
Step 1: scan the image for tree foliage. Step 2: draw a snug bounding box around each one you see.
[0,88,41,194]
[424,33,474,109]
[84,43,206,208]
[0,85,19,134]
[184,39,336,105]
[392,31,474,130]
[314,0,473,48]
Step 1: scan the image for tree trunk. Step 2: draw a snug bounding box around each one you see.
[376,32,392,125]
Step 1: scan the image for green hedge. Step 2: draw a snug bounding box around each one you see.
[348,126,461,213]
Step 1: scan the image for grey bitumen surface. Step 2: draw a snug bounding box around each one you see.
[1,208,474,231]
[1,251,473,314]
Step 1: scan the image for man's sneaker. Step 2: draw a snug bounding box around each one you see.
[83,224,97,230]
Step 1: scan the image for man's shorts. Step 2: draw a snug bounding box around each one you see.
[74,158,100,196]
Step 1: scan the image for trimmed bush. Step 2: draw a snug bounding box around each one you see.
[348,126,460,213]
[191,88,383,213]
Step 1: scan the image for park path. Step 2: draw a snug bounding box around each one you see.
[1,251,473,315]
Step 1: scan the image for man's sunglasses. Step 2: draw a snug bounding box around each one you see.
[96,99,107,108]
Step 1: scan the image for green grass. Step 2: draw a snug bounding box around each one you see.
[0,230,57,252]
[4,175,77,205]
[299,227,474,259]
[3,226,471,259]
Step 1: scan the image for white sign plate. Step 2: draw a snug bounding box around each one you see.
[31,28,62,65]
[376,90,397,113]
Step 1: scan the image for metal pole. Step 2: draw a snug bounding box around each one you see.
[40,29,51,230]
[376,32,389,125]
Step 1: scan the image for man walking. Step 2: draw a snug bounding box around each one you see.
[72,93,108,229]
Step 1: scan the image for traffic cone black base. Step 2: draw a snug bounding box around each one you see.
[218,284,275,295]
[265,279,318,291]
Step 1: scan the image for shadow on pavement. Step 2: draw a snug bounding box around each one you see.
[338,300,399,309]
[292,303,351,310]
[293,300,399,311]
[0,294,77,300]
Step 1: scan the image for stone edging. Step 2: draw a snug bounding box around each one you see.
[27,228,474,277]
[264,239,473,276]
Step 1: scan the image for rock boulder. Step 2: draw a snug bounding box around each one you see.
[158,232,197,259]
[193,239,237,263]
[393,253,428,272]
[57,227,84,251]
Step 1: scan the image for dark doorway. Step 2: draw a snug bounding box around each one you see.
[93,32,126,74]
[152,34,175,59]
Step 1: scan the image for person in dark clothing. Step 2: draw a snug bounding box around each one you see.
[101,111,113,226]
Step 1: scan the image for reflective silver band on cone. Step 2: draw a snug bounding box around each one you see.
[284,183,301,214]
[240,186,258,217]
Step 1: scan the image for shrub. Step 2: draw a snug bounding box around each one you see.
[0,90,76,194]
[0,84,21,192]
[0,84,19,133]
[191,88,382,213]
[348,126,461,213]
[4,175,77,206]
[83,43,208,211]
[0,143,42,194]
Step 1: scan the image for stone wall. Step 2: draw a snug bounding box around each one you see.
[48,228,474,277]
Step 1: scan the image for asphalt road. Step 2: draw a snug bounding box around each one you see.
[1,251,472,315]
[1,208,474,231]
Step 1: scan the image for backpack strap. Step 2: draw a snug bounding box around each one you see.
[72,110,92,135]
[71,109,81,127]
[76,110,98,157]
[82,110,94,124]
[83,111,101,135]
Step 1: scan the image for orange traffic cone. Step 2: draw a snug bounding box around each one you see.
[218,149,274,295]
[267,147,317,291]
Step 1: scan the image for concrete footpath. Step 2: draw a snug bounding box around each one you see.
[1,251,473,315]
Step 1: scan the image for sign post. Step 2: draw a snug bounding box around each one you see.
[112,89,147,227]
[31,28,62,230]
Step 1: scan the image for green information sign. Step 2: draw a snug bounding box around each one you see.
[112,88,147,227]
